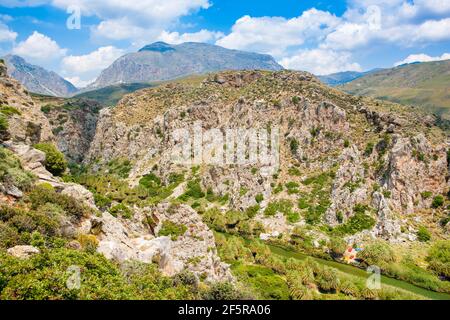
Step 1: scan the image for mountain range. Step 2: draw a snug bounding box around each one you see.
[340,59,450,120]
[318,69,383,86]
[2,55,78,97]
[89,42,283,88]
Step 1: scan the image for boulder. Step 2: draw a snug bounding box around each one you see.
[7,245,40,259]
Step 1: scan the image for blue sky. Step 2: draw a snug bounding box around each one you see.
[1,0,449,87]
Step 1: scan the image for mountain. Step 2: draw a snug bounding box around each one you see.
[1,56,449,300]
[2,55,78,97]
[89,42,283,88]
[318,69,382,86]
[340,60,450,119]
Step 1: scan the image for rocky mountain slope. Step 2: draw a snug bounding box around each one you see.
[2,55,78,97]
[89,42,283,89]
[340,60,450,120]
[1,57,449,300]
[87,70,449,244]
[0,59,232,299]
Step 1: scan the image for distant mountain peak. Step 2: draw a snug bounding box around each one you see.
[139,41,175,53]
[91,42,283,89]
[2,54,78,97]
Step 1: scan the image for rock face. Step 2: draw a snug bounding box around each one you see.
[7,245,40,259]
[95,203,233,282]
[0,59,54,145]
[3,55,77,97]
[87,70,449,243]
[34,98,102,163]
[90,42,283,89]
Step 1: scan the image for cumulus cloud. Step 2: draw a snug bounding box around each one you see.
[394,53,450,66]
[280,49,362,75]
[61,46,125,87]
[216,9,340,58]
[0,22,17,42]
[158,29,224,45]
[54,0,211,42]
[12,31,66,61]
[62,46,124,74]
[64,76,94,88]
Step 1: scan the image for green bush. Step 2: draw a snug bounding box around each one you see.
[333,205,375,235]
[289,138,299,154]
[180,180,205,200]
[0,105,21,116]
[0,114,9,137]
[158,220,187,241]
[426,241,450,278]
[255,194,264,204]
[417,226,431,242]
[202,282,243,300]
[109,203,133,219]
[34,143,67,176]
[431,195,444,208]
[28,185,93,220]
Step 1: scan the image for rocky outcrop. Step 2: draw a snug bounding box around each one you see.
[0,59,54,144]
[7,245,40,259]
[95,203,232,282]
[325,146,367,225]
[86,70,449,244]
[36,98,102,162]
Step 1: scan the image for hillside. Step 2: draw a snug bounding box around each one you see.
[90,42,283,88]
[340,60,450,119]
[2,55,78,97]
[1,57,449,300]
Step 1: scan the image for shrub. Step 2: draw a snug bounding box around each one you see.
[77,234,99,253]
[109,203,133,219]
[0,114,9,138]
[344,140,350,148]
[28,185,92,220]
[158,220,187,241]
[417,226,431,242]
[333,205,375,235]
[426,241,450,278]
[255,194,264,204]
[289,138,299,154]
[202,282,243,300]
[34,143,67,176]
[0,105,21,116]
[181,180,205,200]
[421,191,433,199]
[431,195,444,208]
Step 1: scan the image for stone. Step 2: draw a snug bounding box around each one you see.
[7,245,40,259]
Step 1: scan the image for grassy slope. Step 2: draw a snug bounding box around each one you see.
[340,60,450,119]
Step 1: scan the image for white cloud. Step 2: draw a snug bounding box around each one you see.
[158,29,224,44]
[64,76,94,88]
[0,22,17,42]
[280,49,362,75]
[52,0,211,42]
[394,53,450,66]
[216,9,341,58]
[12,31,66,61]
[62,46,124,74]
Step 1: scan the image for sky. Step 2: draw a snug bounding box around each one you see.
[0,0,449,88]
